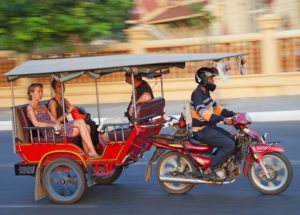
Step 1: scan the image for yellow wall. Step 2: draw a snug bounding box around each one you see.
[1,72,299,108]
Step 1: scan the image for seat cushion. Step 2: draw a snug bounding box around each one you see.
[15,102,81,145]
[188,137,209,146]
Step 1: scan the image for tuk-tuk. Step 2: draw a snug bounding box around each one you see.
[5,52,248,204]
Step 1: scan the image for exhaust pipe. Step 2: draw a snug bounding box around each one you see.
[159,176,235,185]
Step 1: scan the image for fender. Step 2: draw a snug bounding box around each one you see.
[243,144,285,176]
[37,150,87,168]
[144,148,166,181]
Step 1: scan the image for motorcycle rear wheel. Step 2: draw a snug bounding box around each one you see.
[248,152,293,195]
[156,151,195,194]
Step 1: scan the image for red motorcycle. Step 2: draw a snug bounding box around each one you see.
[147,113,293,195]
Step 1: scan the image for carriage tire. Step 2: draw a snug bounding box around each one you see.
[43,158,85,204]
[95,166,123,185]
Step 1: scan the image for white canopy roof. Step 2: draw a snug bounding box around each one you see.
[5,53,247,81]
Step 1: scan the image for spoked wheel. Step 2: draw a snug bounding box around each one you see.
[156,151,195,194]
[248,152,293,195]
[43,158,85,204]
[95,166,123,185]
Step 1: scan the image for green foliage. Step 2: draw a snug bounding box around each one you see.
[187,3,216,29]
[0,0,132,52]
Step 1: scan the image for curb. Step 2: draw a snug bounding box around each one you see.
[1,110,300,131]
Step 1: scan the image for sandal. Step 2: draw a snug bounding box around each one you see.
[88,153,99,158]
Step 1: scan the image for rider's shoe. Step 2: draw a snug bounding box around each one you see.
[190,171,220,181]
[198,167,222,181]
[202,171,220,181]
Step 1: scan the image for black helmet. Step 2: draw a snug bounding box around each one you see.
[195,67,218,91]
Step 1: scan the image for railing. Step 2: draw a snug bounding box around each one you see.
[144,35,261,78]
[277,30,300,73]
[101,122,131,143]
[23,126,60,143]
[0,58,16,87]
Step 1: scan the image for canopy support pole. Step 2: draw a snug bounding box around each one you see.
[95,79,101,125]
[10,81,16,153]
[160,70,164,98]
[131,72,137,122]
[50,76,53,98]
[61,82,67,141]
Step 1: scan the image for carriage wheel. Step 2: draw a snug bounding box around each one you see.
[43,158,85,204]
[95,166,123,185]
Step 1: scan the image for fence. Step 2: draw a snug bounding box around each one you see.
[0,57,16,87]
[0,14,300,104]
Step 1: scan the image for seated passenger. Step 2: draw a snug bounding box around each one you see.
[124,72,154,120]
[26,83,99,158]
[48,79,74,123]
[48,79,99,147]
[99,72,154,135]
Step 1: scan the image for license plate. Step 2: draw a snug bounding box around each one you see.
[15,163,37,176]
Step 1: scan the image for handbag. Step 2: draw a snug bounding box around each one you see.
[70,107,87,120]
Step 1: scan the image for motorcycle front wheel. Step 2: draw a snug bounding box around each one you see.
[156,151,195,194]
[248,152,293,195]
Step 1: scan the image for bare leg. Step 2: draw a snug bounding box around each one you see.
[86,124,91,133]
[73,119,98,157]
[72,127,89,153]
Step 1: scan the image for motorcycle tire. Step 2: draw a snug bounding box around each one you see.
[248,152,293,195]
[156,151,196,194]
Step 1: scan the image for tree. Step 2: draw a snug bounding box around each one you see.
[0,0,132,52]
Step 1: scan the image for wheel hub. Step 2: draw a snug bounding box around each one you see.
[258,166,277,181]
[59,178,66,185]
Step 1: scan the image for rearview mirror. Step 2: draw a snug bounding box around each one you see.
[216,61,228,82]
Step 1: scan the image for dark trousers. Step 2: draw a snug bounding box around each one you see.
[193,126,235,170]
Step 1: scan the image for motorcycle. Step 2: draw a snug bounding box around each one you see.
[147,112,293,195]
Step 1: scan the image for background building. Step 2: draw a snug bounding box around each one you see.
[127,0,300,38]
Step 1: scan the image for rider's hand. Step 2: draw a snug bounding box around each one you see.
[223,118,233,125]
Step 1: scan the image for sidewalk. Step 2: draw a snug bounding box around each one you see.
[1,95,300,131]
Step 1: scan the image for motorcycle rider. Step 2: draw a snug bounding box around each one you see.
[191,67,236,180]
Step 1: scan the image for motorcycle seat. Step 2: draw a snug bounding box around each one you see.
[189,137,209,146]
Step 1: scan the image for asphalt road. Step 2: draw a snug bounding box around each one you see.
[0,122,299,214]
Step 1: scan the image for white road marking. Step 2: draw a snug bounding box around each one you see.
[0,205,98,208]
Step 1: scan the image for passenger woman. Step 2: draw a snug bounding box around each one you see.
[48,79,99,147]
[26,83,99,158]
[48,79,74,123]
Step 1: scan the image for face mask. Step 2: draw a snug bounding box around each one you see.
[205,83,216,92]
